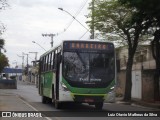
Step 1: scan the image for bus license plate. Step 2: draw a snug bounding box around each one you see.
[84,98,94,102]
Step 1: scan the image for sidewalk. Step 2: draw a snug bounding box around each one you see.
[0,93,35,111]
[0,80,37,111]
[116,97,160,110]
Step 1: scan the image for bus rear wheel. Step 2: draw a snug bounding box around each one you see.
[54,100,61,109]
[95,102,103,110]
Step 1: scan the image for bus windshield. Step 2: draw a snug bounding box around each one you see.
[63,51,115,88]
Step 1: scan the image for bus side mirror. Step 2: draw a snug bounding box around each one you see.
[116,59,120,73]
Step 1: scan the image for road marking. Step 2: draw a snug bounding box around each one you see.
[18,96,61,120]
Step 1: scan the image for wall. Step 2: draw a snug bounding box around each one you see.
[116,70,126,96]
[117,69,155,101]
[0,79,17,89]
[142,70,155,101]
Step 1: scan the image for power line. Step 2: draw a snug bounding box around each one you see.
[57,0,89,35]
[79,30,89,40]
[64,0,89,31]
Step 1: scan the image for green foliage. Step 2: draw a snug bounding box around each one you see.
[87,0,151,46]
[119,0,160,27]
[0,38,4,46]
[0,53,9,73]
[119,0,160,16]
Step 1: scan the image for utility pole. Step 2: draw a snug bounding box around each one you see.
[29,52,38,63]
[42,33,55,48]
[29,52,38,87]
[17,54,24,69]
[91,0,95,39]
[23,52,29,81]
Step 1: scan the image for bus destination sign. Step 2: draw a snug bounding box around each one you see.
[63,41,114,51]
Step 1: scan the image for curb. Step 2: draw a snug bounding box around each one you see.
[132,100,160,109]
[116,97,160,110]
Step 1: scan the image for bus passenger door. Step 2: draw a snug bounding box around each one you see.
[54,51,61,101]
[38,59,42,95]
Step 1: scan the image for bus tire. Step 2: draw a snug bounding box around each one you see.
[95,102,103,110]
[42,96,47,104]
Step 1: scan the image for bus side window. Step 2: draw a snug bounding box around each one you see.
[52,51,55,70]
[45,55,48,71]
[49,52,53,71]
[43,57,46,72]
[40,58,43,72]
[52,51,56,70]
[47,53,51,71]
[53,50,57,70]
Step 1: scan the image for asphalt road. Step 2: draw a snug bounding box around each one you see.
[0,80,159,120]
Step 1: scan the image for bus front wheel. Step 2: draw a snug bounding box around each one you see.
[95,102,103,110]
[42,96,47,104]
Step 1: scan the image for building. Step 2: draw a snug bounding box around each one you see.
[1,67,23,80]
[116,44,158,102]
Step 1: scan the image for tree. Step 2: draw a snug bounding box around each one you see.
[0,38,8,73]
[0,53,9,73]
[0,0,9,73]
[0,0,8,10]
[0,38,4,53]
[87,0,150,101]
[119,0,160,101]
[0,0,8,35]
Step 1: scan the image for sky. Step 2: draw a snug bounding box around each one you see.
[0,0,91,68]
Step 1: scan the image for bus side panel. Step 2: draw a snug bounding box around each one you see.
[42,72,54,99]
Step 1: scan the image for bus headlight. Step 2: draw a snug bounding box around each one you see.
[108,86,115,93]
[61,83,69,91]
[110,86,114,90]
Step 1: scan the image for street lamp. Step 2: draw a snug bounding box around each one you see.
[32,41,46,51]
[42,33,55,48]
[58,8,89,32]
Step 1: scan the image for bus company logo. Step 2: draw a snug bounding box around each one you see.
[2,112,11,117]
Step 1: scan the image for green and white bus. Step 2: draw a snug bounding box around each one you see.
[38,40,116,109]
